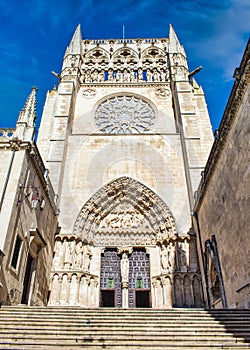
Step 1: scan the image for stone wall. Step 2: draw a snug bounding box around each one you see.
[0,141,58,306]
[193,41,250,309]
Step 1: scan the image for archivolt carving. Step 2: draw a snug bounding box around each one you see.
[73,177,177,246]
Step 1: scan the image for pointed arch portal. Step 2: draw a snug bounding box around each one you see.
[73,176,177,247]
[50,177,204,308]
[73,177,178,307]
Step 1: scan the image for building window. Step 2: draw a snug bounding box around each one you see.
[11,235,22,269]
[136,277,143,288]
[95,95,156,134]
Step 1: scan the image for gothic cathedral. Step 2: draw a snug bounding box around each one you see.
[0,24,216,308]
[37,24,213,308]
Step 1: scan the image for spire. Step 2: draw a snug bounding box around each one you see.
[169,24,186,56]
[16,87,37,127]
[67,24,82,55]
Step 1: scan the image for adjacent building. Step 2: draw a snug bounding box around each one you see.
[193,39,250,309]
[0,88,58,306]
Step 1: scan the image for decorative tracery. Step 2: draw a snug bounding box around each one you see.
[94,95,156,134]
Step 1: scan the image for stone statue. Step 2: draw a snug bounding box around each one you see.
[74,241,83,268]
[108,68,113,81]
[70,55,77,67]
[173,53,181,66]
[80,71,85,83]
[179,243,188,270]
[83,245,92,272]
[116,69,123,82]
[98,70,105,82]
[123,69,129,82]
[130,70,135,82]
[160,68,166,82]
[85,69,92,83]
[53,240,63,269]
[92,69,98,82]
[137,68,144,81]
[146,69,153,82]
[64,241,73,267]
[168,243,176,271]
[120,253,129,282]
[160,245,168,270]
[153,68,160,82]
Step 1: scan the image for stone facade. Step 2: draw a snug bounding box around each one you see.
[0,88,58,306]
[1,25,248,311]
[193,39,250,309]
[37,25,213,308]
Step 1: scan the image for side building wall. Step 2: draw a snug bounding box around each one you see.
[193,40,250,309]
[0,135,58,306]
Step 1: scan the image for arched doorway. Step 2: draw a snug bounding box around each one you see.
[73,177,177,308]
[50,177,204,308]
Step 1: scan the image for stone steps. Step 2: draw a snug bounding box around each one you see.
[0,307,249,349]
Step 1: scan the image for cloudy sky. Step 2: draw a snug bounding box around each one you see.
[0,0,249,131]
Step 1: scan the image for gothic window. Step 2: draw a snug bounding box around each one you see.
[95,95,156,134]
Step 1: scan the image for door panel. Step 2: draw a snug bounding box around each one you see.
[128,249,150,308]
[100,249,122,307]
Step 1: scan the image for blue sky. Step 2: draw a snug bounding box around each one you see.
[0,0,249,131]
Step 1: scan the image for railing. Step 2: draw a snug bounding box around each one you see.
[87,38,160,45]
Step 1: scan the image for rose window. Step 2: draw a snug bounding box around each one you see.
[95,95,155,134]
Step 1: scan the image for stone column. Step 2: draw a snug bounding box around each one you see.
[79,276,88,306]
[122,282,129,308]
[162,277,172,308]
[155,279,163,308]
[89,278,96,307]
[60,274,69,305]
[68,274,78,305]
[74,275,80,305]
[48,274,58,305]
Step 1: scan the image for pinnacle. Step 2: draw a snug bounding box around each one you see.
[16,87,38,127]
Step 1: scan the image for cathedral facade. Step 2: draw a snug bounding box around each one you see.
[37,25,213,308]
[0,25,216,308]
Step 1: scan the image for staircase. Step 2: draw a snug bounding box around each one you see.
[0,307,249,349]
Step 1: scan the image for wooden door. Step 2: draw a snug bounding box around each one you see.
[128,248,150,308]
[100,249,122,307]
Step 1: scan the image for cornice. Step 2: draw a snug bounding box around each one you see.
[194,39,250,212]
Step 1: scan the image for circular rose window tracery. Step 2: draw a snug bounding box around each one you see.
[95,95,156,134]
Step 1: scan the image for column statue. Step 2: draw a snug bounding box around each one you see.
[83,245,92,272]
[74,241,83,268]
[120,253,129,283]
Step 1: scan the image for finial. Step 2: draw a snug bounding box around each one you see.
[16,87,38,127]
